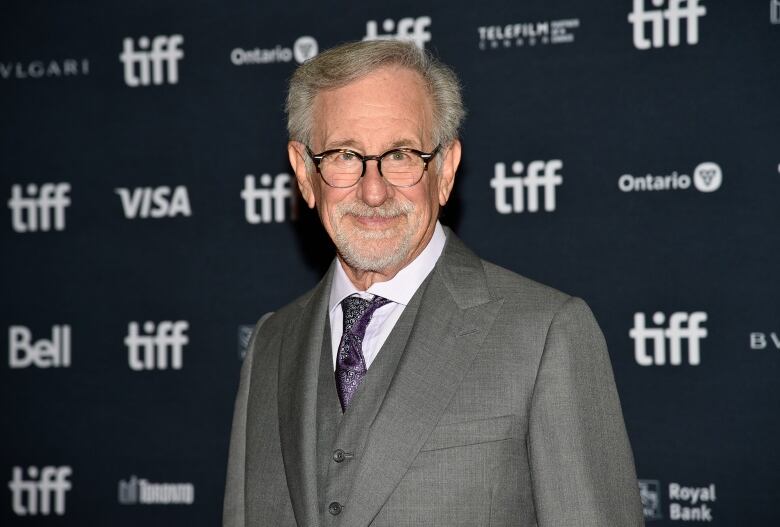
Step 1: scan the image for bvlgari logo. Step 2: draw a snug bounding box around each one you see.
[0,58,89,80]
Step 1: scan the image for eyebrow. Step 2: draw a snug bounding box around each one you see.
[323,138,422,152]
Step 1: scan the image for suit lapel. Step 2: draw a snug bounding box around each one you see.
[339,233,504,527]
[277,265,334,527]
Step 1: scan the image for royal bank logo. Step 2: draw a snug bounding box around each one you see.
[9,466,72,516]
[628,0,707,49]
[231,35,318,66]
[639,479,717,522]
[750,331,780,350]
[490,160,562,213]
[364,16,432,49]
[125,321,189,371]
[8,183,71,233]
[0,58,89,80]
[115,186,192,219]
[120,34,184,87]
[669,482,716,521]
[118,475,194,505]
[241,173,295,224]
[478,18,580,50]
[631,312,707,366]
[238,325,254,360]
[771,0,780,24]
[8,325,71,369]
[618,162,722,193]
[639,479,663,521]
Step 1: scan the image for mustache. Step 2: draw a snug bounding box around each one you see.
[334,199,414,218]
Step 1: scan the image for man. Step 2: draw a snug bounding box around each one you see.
[224,40,643,527]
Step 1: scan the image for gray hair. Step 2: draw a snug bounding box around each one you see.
[286,40,465,150]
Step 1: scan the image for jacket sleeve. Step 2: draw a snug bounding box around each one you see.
[223,313,273,527]
[527,297,644,526]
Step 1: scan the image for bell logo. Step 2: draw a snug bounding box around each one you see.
[8,466,72,516]
[8,325,71,369]
[241,173,294,223]
[120,35,184,87]
[631,312,708,366]
[628,0,707,50]
[8,183,70,233]
[125,321,189,371]
[115,186,192,219]
[490,160,562,213]
[364,16,432,49]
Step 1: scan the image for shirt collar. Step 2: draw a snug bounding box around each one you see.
[329,221,446,313]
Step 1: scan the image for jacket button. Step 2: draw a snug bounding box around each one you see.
[328,502,343,515]
[332,449,346,463]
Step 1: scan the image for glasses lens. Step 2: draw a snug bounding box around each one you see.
[320,151,362,187]
[381,150,424,186]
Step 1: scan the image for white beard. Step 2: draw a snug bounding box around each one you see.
[330,198,418,273]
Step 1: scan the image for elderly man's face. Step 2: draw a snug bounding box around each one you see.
[289,66,460,280]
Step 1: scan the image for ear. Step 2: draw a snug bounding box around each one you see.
[288,141,316,209]
[437,139,461,206]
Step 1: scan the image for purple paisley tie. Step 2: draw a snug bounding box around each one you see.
[335,294,391,411]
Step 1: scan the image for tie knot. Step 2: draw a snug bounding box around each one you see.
[341,294,390,334]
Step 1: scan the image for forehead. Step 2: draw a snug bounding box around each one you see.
[311,65,433,149]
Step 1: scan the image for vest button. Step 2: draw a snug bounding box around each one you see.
[332,449,346,463]
[328,501,343,515]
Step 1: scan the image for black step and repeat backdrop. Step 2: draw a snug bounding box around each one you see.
[2,0,778,525]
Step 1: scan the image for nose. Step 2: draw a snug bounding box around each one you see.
[356,159,391,207]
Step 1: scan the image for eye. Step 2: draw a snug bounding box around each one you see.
[338,151,357,162]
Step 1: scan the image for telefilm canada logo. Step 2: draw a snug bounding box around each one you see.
[628,0,707,49]
[639,479,717,521]
[0,58,89,80]
[8,183,71,233]
[125,321,189,371]
[8,466,72,516]
[118,475,194,505]
[242,173,295,224]
[115,185,192,219]
[231,35,319,66]
[618,162,722,193]
[478,17,580,50]
[120,34,184,87]
[631,312,707,366]
[490,159,563,213]
[363,16,432,49]
[8,325,71,369]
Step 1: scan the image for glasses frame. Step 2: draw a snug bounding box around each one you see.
[305,144,441,188]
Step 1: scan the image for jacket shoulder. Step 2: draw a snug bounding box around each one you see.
[480,259,572,315]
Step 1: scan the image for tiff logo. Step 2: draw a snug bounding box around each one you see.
[126,321,189,370]
[628,0,707,49]
[631,312,707,366]
[8,325,71,369]
[364,16,432,49]
[8,466,72,516]
[8,183,70,232]
[490,160,562,213]
[241,173,294,223]
[120,35,184,87]
[115,186,192,219]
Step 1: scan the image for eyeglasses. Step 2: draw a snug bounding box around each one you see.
[305,144,441,188]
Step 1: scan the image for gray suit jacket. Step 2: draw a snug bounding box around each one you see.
[224,231,644,526]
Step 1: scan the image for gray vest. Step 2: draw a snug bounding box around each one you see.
[315,284,428,525]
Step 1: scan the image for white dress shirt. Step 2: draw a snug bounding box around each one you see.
[328,221,446,370]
